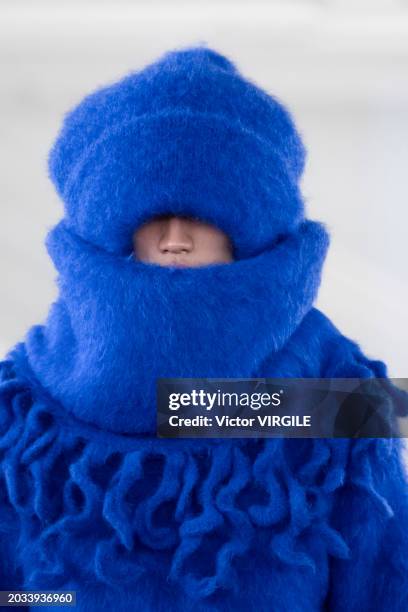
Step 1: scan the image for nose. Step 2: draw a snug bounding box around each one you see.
[159,217,193,255]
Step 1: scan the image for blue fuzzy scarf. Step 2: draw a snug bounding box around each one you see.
[20,217,329,434]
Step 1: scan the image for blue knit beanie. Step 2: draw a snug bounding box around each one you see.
[48,45,307,259]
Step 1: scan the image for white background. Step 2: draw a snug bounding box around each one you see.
[0,0,407,378]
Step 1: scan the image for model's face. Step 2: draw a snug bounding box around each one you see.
[132,213,234,267]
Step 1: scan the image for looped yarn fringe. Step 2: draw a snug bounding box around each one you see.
[0,361,398,600]
[347,436,397,519]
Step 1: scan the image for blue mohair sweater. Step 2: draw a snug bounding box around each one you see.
[1,46,408,611]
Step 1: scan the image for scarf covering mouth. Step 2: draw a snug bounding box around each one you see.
[18,217,330,435]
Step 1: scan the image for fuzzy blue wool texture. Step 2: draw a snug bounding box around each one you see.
[1,45,408,611]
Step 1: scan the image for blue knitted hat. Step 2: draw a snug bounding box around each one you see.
[48,45,307,259]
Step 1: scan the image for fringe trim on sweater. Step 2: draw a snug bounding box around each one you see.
[0,361,396,600]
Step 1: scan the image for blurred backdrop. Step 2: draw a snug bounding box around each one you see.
[0,0,407,375]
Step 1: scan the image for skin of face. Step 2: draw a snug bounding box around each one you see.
[132,214,234,267]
